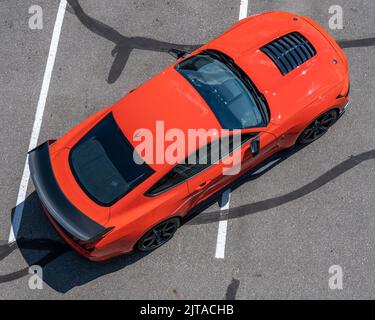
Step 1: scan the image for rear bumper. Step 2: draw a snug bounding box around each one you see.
[42,205,119,261]
[28,141,114,260]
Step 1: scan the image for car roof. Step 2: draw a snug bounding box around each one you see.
[112,66,223,171]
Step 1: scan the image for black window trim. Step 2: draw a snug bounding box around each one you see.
[145,133,258,197]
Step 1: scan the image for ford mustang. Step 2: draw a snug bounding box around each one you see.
[29,11,350,261]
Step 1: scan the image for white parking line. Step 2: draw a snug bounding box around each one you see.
[8,0,67,243]
[239,0,249,20]
[215,189,231,259]
[214,0,248,259]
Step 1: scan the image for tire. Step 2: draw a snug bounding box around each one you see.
[136,217,180,252]
[297,109,338,145]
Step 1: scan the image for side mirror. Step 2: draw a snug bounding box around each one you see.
[168,48,189,60]
[250,137,260,157]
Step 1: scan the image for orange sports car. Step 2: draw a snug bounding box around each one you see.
[29,12,350,261]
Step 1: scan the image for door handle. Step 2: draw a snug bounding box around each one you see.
[195,180,211,191]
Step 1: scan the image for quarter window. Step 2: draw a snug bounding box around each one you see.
[146,133,255,196]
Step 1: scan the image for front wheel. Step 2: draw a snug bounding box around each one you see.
[298,109,338,145]
[137,217,180,252]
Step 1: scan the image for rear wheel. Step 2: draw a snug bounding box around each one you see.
[137,217,180,252]
[298,109,338,145]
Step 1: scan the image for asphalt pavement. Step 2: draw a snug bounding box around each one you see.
[0,0,374,299]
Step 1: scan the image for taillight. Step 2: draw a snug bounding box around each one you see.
[76,239,98,252]
[71,227,114,252]
[71,236,101,252]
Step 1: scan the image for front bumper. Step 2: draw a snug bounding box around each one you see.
[28,141,113,256]
[339,98,351,118]
[342,99,351,113]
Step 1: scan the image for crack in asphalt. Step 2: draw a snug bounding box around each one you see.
[66,0,201,84]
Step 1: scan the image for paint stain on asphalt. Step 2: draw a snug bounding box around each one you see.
[172,288,183,300]
[225,277,240,300]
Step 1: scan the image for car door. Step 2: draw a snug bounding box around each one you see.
[239,131,280,173]
[144,131,279,218]
[186,160,227,206]
[187,131,279,206]
[185,133,251,206]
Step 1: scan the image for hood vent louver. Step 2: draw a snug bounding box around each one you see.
[260,32,316,76]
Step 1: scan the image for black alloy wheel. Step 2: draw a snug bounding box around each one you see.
[137,218,180,251]
[298,109,338,144]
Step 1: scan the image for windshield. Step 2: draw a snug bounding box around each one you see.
[69,113,154,206]
[176,51,267,129]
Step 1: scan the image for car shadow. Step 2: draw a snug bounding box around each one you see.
[1,192,151,292]
[186,145,375,226]
[4,127,374,292]
[65,0,375,85]
[183,143,308,226]
[337,37,375,49]
[66,0,202,84]
[1,143,304,293]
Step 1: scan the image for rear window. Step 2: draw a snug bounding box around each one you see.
[69,113,154,206]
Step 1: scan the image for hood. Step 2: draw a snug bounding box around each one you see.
[206,11,348,124]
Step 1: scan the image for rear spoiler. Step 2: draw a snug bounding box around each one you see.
[28,142,113,242]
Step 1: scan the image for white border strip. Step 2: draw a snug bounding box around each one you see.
[214,0,248,258]
[215,189,231,259]
[215,220,228,259]
[8,0,67,243]
[239,0,249,20]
